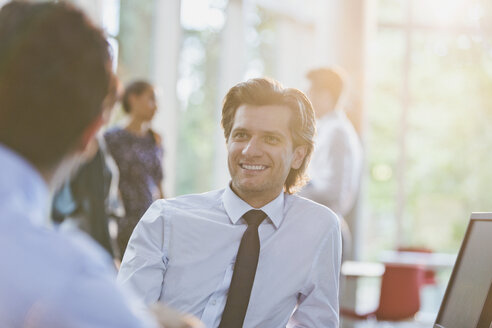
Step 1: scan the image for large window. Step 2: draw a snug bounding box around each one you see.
[176,0,226,195]
[365,0,492,257]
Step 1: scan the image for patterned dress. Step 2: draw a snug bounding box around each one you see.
[104,127,163,257]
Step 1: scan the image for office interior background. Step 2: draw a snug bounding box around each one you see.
[6,0,492,325]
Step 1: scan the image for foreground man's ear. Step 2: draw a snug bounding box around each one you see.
[291,145,308,170]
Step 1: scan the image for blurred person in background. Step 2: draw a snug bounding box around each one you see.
[51,132,125,259]
[299,66,363,261]
[105,80,164,258]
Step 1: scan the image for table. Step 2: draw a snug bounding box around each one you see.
[379,251,457,270]
[341,260,385,278]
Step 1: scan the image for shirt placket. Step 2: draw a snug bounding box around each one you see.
[200,261,235,327]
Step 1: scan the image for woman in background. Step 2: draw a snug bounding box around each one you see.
[105,80,164,258]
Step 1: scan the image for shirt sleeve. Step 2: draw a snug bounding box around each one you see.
[287,219,342,328]
[117,200,168,306]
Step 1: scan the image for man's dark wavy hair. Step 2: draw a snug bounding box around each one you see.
[0,1,116,169]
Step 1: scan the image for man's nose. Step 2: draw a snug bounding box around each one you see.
[242,136,263,157]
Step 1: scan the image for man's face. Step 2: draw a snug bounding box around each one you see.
[307,86,335,119]
[227,104,306,206]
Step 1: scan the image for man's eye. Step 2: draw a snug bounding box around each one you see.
[265,136,280,144]
[233,132,247,139]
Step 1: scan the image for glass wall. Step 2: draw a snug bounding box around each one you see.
[176,0,226,195]
[365,0,492,257]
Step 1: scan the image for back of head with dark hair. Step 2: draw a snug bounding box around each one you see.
[0,1,116,169]
[121,80,154,113]
[221,77,316,194]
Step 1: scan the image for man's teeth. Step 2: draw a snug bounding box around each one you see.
[242,164,266,170]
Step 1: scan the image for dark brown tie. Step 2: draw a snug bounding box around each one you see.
[218,209,267,328]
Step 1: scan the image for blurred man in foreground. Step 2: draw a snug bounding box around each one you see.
[0,2,199,327]
[118,78,341,327]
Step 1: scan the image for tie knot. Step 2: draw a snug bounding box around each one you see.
[243,209,267,227]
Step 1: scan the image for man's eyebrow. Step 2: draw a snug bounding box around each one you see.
[232,127,284,135]
[231,127,248,133]
[230,126,288,140]
[269,130,283,135]
[263,130,286,138]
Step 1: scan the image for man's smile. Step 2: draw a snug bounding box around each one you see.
[239,163,268,171]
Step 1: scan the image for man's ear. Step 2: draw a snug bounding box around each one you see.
[291,145,307,170]
[77,114,104,152]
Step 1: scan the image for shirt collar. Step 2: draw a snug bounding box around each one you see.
[0,143,49,226]
[222,183,285,229]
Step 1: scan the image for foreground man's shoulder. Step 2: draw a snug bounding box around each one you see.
[287,193,340,227]
[152,188,225,211]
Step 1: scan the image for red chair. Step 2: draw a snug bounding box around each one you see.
[341,263,425,321]
[397,246,437,286]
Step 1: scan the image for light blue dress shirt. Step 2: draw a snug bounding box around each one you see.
[118,185,341,328]
[0,144,153,328]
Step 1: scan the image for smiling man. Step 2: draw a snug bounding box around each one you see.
[118,78,342,328]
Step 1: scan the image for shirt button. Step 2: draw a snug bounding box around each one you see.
[211,300,217,305]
